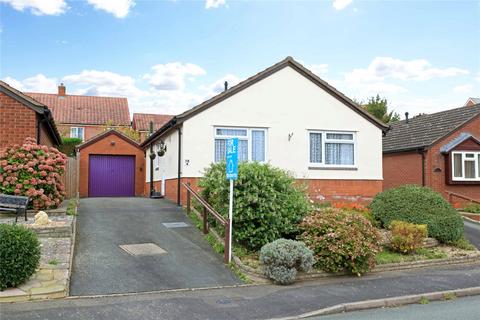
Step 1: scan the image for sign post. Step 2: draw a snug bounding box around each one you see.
[225,138,238,263]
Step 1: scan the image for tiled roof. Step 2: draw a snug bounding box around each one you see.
[383,104,480,153]
[132,113,174,132]
[25,92,131,126]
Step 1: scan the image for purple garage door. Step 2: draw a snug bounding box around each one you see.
[88,155,135,197]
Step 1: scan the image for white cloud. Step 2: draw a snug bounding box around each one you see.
[205,0,226,9]
[0,0,67,15]
[86,0,135,18]
[453,84,473,94]
[144,62,206,91]
[345,57,469,83]
[332,0,353,10]
[2,74,58,93]
[309,64,329,76]
[63,70,144,97]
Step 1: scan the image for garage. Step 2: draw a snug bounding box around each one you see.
[89,155,135,197]
[77,130,145,198]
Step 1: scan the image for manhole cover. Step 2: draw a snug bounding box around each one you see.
[162,222,190,228]
[119,243,167,256]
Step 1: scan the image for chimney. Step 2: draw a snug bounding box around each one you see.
[224,81,228,92]
[58,83,66,96]
[405,112,409,124]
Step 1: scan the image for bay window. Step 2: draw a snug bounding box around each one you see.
[452,151,480,181]
[309,130,356,167]
[214,127,267,163]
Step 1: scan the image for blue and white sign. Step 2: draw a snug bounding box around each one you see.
[226,138,238,180]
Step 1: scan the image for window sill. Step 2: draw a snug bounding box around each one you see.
[308,166,358,171]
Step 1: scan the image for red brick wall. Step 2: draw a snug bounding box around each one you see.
[78,132,145,197]
[299,179,382,204]
[38,121,55,147]
[0,92,37,148]
[146,177,380,205]
[426,115,480,203]
[382,152,423,190]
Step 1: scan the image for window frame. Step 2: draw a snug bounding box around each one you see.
[308,130,357,169]
[213,126,268,163]
[70,127,85,141]
[451,151,480,181]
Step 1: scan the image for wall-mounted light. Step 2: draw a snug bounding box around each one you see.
[110,140,116,146]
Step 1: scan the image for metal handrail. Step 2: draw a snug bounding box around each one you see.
[182,182,230,263]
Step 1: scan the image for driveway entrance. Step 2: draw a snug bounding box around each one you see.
[70,198,240,296]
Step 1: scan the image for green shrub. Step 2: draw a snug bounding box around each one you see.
[0,224,41,290]
[370,185,464,243]
[58,137,82,157]
[463,203,480,214]
[259,239,314,285]
[389,220,428,254]
[199,162,311,251]
[299,208,381,275]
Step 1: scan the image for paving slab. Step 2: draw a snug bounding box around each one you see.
[69,197,240,296]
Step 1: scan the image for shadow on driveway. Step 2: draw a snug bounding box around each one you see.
[70,197,240,296]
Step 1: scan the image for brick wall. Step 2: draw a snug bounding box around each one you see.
[426,115,480,203]
[38,120,55,147]
[56,124,104,141]
[146,177,381,205]
[382,151,423,190]
[0,92,37,148]
[78,132,145,197]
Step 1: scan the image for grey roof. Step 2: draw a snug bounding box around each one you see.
[440,132,480,153]
[383,104,480,153]
[468,98,480,105]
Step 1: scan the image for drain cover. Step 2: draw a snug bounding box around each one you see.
[162,222,189,228]
[119,243,167,256]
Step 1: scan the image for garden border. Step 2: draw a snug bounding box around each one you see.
[461,214,480,225]
[233,252,480,283]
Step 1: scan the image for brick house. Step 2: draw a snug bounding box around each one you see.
[0,81,61,148]
[132,113,174,142]
[76,130,145,197]
[27,84,131,142]
[142,57,388,205]
[383,103,480,205]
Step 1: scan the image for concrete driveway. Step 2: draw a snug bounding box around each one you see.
[70,198,240,296]
[464,220,480,249]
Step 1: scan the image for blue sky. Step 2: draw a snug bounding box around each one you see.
[1,0,479,116]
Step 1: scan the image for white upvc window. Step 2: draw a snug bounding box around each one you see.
[452,151,480,181]
[70,127,85,141]
[309,130,356,168]
[214,127,267,163]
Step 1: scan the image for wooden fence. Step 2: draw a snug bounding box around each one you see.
[63,157,79,199]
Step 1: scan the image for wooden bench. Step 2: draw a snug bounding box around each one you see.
[0,194,29,223]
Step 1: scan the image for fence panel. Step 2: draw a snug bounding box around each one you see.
[63,157,79,199]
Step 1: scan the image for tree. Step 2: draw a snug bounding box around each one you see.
[103,120,141,142]
[363,95,400,124]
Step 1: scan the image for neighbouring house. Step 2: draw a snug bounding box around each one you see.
[0,81,61,148]
[27,84,131,142]
[383,103,480,206]
[132,113,174,142]
[141,56,388,205]
[465,97,480,107]
[76,129,145,197]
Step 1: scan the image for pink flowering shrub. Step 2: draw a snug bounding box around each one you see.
[299,208,381,275]
[0,138,67,210]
